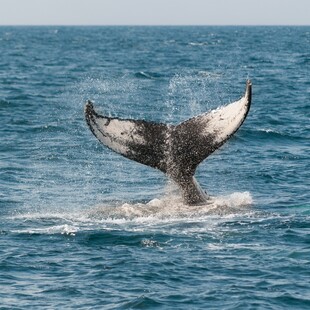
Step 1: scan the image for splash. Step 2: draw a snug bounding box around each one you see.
[8,192,253,236]
[88,191,253,221]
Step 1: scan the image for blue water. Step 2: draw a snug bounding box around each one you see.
[0,26,309,309]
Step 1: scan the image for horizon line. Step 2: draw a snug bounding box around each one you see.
[0,24,309,27]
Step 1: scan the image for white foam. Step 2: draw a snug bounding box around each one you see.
[12,224,79,236]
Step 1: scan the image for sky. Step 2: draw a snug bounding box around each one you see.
[0,0,309,26]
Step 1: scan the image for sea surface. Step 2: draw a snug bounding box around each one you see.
[0,26,309,309]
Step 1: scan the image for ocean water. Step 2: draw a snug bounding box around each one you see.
[0,26,309,309]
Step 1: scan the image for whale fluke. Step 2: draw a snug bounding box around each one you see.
[85,80,252,205]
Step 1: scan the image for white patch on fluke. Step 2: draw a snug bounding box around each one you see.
[200,88,250,143]
[91,116,146,155]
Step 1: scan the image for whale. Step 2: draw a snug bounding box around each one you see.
[85,80,252,205]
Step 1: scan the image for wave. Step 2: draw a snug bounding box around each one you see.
[134,71,164,79]
[188,42,209,46]
[246,128,305,142]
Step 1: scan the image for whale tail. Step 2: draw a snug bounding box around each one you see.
[85,80,252,205]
